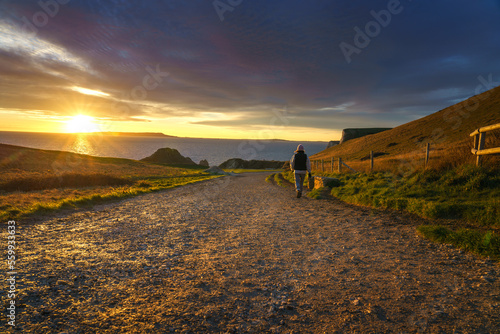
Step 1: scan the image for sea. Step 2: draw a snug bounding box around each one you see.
[0,131,328,167]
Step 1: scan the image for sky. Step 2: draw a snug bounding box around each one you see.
[1,0,500,141]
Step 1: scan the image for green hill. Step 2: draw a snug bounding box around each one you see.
[0,144,217,220]
[312,85,500,171]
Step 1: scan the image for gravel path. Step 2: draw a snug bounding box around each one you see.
[5,173,500,333]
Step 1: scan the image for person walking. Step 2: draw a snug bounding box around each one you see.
[290,144,311,198]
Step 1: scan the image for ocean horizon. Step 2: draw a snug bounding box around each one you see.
[0,131,328,167]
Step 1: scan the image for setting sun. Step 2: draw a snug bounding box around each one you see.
[66,115,100,133]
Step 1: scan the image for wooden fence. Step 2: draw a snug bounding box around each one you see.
[312,143,432,173]
[311,156,361,173]
[310,123,500,173]
[470,122,500,166]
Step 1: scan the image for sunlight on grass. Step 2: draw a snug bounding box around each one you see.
[0,145,224,221]
[418,225,500,260]
[0,174,221,221]
[274,165,500,259]
[322,165,500,226]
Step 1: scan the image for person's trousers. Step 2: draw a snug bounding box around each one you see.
[294,172,306,192]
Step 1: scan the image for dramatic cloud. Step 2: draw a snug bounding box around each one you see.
[1,0,499,139]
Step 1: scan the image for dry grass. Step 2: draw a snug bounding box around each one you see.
[0,143,186,182]
[0,173,133,192]
[312,134,499,176]
[0,144,218,220]
[312,85,500,174]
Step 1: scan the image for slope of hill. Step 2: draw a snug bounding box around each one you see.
[312,85,500,171]
[0,144,217,220]
[0,143,166,182]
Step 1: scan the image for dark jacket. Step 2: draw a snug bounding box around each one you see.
[290,151,311,173]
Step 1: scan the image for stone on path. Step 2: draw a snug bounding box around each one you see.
[205,166,229,175]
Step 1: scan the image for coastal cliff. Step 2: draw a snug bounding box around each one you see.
[339,128,392,145]
[326,141,340,149]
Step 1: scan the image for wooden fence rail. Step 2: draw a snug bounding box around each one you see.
[312,144,431,173]
[308,123,499,173]
[311,157,358,173]
[470,122,500,166]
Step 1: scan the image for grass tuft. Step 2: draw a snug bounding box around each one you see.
[274,173,288,187]
[417,225,500,260]
[325,165,500,226]
[306,188,324,199]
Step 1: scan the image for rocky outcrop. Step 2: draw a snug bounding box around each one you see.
[326,141,340,149]
[204,166,228,175]
[141,148,197,165]
[339,128,392,145]
[219,158,285,169]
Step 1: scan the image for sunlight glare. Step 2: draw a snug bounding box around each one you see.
[66,115,100,133]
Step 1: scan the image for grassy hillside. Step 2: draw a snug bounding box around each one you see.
[312,86,500,172]
[274,166,500,259]
[305,86,500,259]
[0,144,220,220]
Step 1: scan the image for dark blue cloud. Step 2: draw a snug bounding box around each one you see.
[1,0,499,137]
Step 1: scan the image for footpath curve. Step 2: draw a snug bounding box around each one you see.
[8,173,500,333]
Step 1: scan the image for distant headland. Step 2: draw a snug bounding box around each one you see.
[79,132,177,137]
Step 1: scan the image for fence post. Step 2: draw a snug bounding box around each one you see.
[470,123,500,164]
[425,143,430,169]
[338,158,342,173]
[321,159,324,172]
[477,133,486,166]
[331,157,334,173]
[370,150,374,173]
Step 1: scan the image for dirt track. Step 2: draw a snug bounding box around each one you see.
[5,173,500,333]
